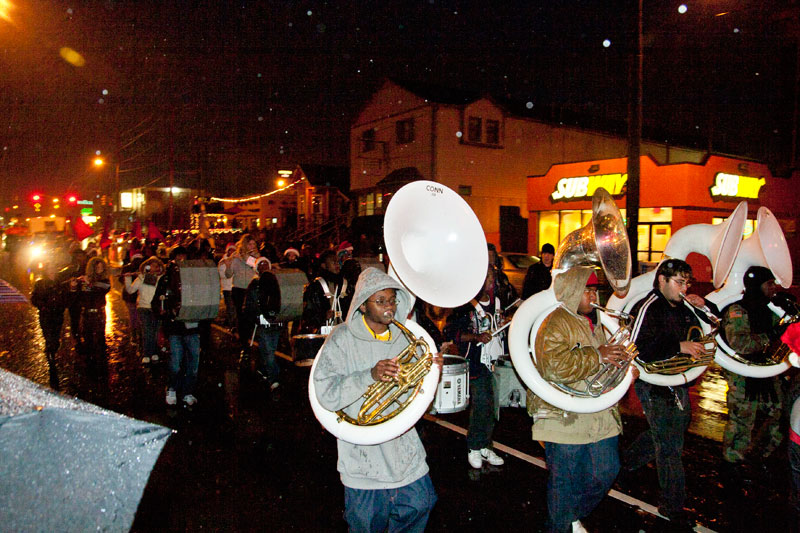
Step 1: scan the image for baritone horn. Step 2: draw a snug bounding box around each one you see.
[308,180,487,446]
[635,294,719,375]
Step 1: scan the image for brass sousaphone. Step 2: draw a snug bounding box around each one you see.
[508,188,636,413]
[308,180,487,445]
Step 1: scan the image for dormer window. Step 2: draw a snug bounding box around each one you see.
[468,117,482,143]
[362,128,376,152]
[486,120,500,144]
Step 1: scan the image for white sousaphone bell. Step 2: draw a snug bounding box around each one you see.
[508,187,636,413]
[606,201,748,386]
[308,180,488,445]
[706,206,797,377]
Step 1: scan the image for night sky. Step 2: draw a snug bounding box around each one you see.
[0,0,796,203]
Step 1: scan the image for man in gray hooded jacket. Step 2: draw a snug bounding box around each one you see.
[314,267,438,532]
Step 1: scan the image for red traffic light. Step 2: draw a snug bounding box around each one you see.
[68,195,78,204]
[31,194,41,201]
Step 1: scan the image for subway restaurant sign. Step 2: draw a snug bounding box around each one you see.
[551,173,627,201]
[709,172,765,199]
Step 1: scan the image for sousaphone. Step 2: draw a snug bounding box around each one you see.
[706,206,797,377]
[508,188,635,413]
[308,180,487,445]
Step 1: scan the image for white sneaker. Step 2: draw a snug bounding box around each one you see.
[572,520,588,533]
[468,450,483,469]
[165,389,177,405]
[150,354,159,362]
[481,448,505,466]
[141,356,151,364]
[183,394,198,407]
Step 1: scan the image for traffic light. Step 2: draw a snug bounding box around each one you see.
[31,193,41,202]
[68,195,78,204]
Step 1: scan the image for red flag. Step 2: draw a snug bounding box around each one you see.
[71,216,94,241]
[99,216,112,249]
[147,221,163,240]
[131,220,143,239]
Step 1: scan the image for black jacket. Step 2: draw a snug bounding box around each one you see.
[118,256,144,303]
[300,269,342,333]
[31,278,67,318]
[522,262,552,299]
[244,271,281,329]
[629,289,702,364]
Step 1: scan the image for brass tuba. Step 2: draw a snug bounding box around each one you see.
[308,180,487,445]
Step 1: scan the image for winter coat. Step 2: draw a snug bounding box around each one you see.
[528,266,622,444]
[313,267,429,490]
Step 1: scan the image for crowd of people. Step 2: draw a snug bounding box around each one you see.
[24,229,800,532]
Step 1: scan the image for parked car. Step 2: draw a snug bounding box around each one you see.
[497,252,539,294]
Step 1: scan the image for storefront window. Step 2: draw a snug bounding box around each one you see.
[560,210,584,242]
[539,212,560,251]
[713,217,756,238]
[538,207,672,263]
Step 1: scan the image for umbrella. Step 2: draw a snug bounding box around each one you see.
[0,368,172,532]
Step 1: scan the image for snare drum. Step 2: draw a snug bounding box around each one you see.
[291,334,327,367]
[431,355,469,414]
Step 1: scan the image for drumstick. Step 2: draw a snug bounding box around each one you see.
[249,323,258,347]
[477,320,511,346]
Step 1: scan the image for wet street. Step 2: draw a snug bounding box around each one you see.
[0,251,794,532]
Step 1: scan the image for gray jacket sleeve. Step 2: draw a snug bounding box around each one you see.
[313,329,376,412]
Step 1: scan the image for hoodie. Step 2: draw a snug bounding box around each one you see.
[313,267,429,490]
[528,266,622,444]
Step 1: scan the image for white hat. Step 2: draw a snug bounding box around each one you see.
[254,256,271,270]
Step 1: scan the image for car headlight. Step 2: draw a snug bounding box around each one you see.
[29,246,44,260]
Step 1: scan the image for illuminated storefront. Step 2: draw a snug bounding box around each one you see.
[527,154,798,282]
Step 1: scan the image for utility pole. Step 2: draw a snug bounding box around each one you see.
[626,0,643,275]
[168,111,175,231]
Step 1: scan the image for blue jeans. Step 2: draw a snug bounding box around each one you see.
[544,436,620,533]
[168,333,200,396]
[467,372,496,451]
[222,290,236,327]
[624,381,692,515]
[139,309,160,358]
[254,327,280,384]
[344,474,437,533]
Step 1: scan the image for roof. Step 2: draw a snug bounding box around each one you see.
[375,167,425,187]
[388,78,481,106]
[298,164,350,193]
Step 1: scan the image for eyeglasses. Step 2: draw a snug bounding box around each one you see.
[366,297,398,307]
[584,287,598,294]
[670,277,691,288]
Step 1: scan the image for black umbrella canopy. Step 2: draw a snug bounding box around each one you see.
[0,369,172,532]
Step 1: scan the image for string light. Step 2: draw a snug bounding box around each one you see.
[209,177,305,203]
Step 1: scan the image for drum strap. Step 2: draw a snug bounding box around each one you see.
[471,297,504,368]
[318,278,343,326]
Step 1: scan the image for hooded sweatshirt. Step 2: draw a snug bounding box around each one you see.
[313,267,429,490]
[529,266,622,444]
